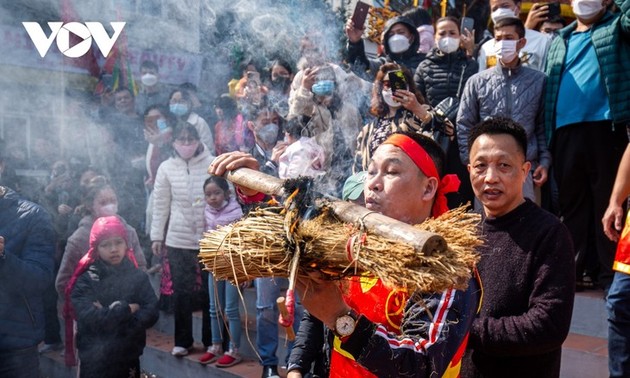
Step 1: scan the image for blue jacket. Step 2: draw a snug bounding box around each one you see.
[0,186,56,350]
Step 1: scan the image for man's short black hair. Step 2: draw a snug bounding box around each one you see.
[397,131,446,177]
[140,60,159,72]
[494,16,526,39]
[179,82,197,93]
[402,7,432,27]
[467,117,528,158]
[543,15,567,27]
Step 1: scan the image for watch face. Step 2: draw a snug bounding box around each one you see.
[336,315,356,337]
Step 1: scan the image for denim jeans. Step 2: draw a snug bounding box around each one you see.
[255,277,302,366]
[209,273,241,350]
[607,271,630,378]
[0,345,39,378]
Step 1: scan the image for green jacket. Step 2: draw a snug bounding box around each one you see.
[544,0,630,142]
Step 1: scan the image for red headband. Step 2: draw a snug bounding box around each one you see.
[383,134,460,218]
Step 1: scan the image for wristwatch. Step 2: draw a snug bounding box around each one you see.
[333,309,359,338]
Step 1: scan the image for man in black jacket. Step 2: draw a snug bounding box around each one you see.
[0,186,56,378]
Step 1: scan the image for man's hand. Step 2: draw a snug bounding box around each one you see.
[345,19,364,44]
[129,303,140,313]
[525,3,549,30]
[300,67,318,91]
[532,165,548,187]
[208,152,261,196]
[271,142,289,163]
[296,271,351,330]
[58,204,73,216]
[287,371,303,378]
[208,151,260,176]
[460,28,475,57]
[603,203,624,242]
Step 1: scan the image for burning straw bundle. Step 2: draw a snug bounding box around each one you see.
[199,178,481,293]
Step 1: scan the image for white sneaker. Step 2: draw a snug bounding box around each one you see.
[171,346,190,357]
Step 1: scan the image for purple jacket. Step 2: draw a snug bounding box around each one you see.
[204,197,243,231]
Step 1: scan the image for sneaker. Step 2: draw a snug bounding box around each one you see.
[171,346,192,357]
[199,345,222,365]
[216,349,242,368]
[261,365,280,378]
[39,342,63,354]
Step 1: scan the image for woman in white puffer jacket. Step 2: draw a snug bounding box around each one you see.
[150,121,215,357]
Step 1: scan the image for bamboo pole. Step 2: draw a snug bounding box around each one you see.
[224,168,447,256]
[276,297,296,341]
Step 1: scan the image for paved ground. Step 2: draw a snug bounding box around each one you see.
[40,288,611,378]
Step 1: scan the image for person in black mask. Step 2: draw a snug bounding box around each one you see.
[267,59,294,119]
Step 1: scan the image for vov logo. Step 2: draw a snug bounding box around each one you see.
[22,22,126,58]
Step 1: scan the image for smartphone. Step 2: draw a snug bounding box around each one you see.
[351,1,370,29]
[547,2,561,18]
[461,16,475,34]
[388,70,407,93]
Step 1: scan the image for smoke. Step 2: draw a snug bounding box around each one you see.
[0,0,349,199]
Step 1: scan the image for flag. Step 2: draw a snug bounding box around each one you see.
[59,0,100,77]
[94,8,137,96]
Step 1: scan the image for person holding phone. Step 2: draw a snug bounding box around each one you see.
[345,16,425,81]
[354,63,449,172]
[524,2,562,31]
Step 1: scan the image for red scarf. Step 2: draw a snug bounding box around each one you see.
[63,216,138,366]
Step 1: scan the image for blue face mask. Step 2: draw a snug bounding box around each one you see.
[156,118,168,132]
[311,80,335,97]
[170,103,189,117]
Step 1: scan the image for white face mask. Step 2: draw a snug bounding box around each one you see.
[141,73,158,87]
[495,39,519,63]
[491,7,517,24]
[97,203,118,217]
[388,34,411,54]
[382,89,402,108]
[572,0,604,19]
[437,37,461,54]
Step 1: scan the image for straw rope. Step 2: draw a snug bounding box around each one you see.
[199,203,481,293]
